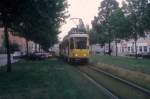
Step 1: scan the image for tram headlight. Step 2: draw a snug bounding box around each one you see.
[75,54,78,57]
[83,54,87,56]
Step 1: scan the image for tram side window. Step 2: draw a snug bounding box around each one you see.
[75,37,87,49]
[70,38,74,49]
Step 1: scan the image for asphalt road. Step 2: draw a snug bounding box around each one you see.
[0,54,18,66]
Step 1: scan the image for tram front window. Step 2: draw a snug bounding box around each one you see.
[74,37,87,49]
[70,38,74,49]
[70,37,88,49]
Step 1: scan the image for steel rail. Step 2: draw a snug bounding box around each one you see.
[88,66,150,95]
[77,67,119,99]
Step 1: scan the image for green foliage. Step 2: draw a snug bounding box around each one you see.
[122,0,148,58]
[0,0,68,71]
[107,8,131,40]
[0,0,68,50]
[125,0,148,39]
[143,3,150,31]
[98,0,119,21]
[92,0,119,45]
[89,30,99,44]
[91,0,150,46]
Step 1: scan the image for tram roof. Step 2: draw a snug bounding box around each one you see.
[68,33,89,38]
[68,27,87,35]
[63,33,89,41]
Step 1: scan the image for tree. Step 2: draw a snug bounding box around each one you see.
[107,8,131,56]
[143,2,150,31]
[92,0,119,55]
[91,20,111,55]
[0,0,21,72]
[0,0,68,72]
[13,0,68,51]
[89,30,99,45]
[125,0,147,58]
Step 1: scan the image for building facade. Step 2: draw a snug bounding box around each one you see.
[110,34,150,56]
[0,28,37,54]
[90,34,150,56]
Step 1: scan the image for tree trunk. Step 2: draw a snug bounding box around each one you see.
[26,39,29,56]
[39,45,41,53]
[38,45,40,52]
[115,40,118,56]
[108,40,111,56]
[104,43,105,55]
[34,44,37,52]
[135,38,138,59]
[35,44,38,52]
[4,17,11,72]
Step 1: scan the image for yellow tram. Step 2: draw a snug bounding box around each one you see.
[60,28,89,63]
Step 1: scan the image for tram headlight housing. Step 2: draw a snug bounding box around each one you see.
[83,54,87,56]
[73,53,78,57]
[75,54,78,57]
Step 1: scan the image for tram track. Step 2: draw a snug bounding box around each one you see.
[77,65,150,99]
[88,66,150,94]
[77,67,119,99]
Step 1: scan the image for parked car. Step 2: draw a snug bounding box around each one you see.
[40,53,49,59]
[13,51,22,59]
[48,51,55,58]
[25,53,42,60]
[33,52,49,60]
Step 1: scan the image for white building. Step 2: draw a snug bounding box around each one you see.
[50,43,60,56]
[112,34,150,56]
[90,44,104,55]
[111,40,128,56]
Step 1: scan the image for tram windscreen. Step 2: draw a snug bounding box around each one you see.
[74,37,87,49]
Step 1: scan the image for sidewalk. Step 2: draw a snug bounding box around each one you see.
[0,54,19,66]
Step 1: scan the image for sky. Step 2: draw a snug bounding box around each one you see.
[59,0,123,40]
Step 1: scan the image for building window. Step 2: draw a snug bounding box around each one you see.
[122,47,124,52]
[144,46,147,52]
[131,47,134,52]
[128,47,130,52]
[70,38,74,49]
[139,46,142,52]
